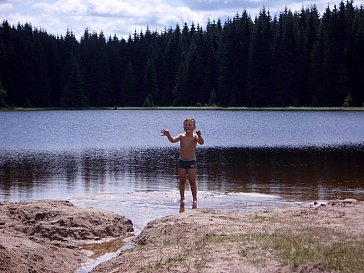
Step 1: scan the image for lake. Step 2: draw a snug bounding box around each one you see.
[1,110,364,231]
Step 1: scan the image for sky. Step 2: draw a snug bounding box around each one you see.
[1,0,363,39]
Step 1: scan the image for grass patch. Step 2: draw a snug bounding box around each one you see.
[137,233,211,272]
[137,227,363,272]
[202,228,363,273]
[263,230,364,273]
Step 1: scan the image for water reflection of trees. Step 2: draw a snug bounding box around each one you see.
[81,150,107,191]
[0,149,180,196]
[1,147,363,201]
[0,152,80,194]
[197,148,364,200]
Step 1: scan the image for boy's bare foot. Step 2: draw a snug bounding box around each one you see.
[179,201,185,213]
[192,200,197,209]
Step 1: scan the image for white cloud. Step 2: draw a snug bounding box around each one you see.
[53,0,89,15]
[0,3,13,12]
[2,0,364,39]
[89,0,131,16]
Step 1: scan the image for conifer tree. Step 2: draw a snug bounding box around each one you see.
[273,8,299,106]
[60,58,86,107]
[80,31,113,106]
[350,6,364,106]
[0,42,8,100]
[142,57,159,106]
[120,62,137,106]
[106,35,128,106]
[184,37,201,105]
[201,19,221,106]
[308,24,326,106]
[160,25,182,106]
[0,81,8,107]
[173,30,189,106]
[299,5,320,105]
[46,36,64,106]
[324,5,344,106]
[218,18,237,106]
[246,8,273,106]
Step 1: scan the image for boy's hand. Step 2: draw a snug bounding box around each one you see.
[161,129,170,136]
[196,130,204,145]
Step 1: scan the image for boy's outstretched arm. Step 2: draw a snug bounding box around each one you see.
[161,129,180,143]
[196,130,204,145]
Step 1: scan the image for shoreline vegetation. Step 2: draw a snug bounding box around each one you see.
[0,199,363,273]
[1,106,364,112]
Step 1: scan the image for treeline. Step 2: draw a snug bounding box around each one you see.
[0,1,363,108]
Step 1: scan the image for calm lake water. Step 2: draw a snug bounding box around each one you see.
[1,110,364,231]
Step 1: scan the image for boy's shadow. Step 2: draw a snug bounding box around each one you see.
[179,201,197,213]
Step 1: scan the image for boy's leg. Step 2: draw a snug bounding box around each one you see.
[178,168,187,202]
[187,168,197,202]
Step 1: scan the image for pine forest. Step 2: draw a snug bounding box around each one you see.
[0,1,363,108]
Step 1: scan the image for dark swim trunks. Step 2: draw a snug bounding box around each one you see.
[178,158,196,169]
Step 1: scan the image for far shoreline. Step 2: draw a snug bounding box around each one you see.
[1,106,364,112]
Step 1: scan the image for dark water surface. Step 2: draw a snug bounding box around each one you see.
[1,147,363,202]
[1,110,364,229]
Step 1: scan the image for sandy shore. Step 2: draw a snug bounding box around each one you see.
[91,199,363,273]
[0,200,133,273]
[1,199,363,273]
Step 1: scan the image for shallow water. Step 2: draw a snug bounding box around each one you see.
[71,190,291,233]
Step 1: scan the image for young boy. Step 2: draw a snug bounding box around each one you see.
[161,117,204,205]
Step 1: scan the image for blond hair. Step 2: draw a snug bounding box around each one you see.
[184,117,196,125]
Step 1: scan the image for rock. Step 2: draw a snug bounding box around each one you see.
[310,199,359,208]
[328,198,359,207]
[342,198,359,204]
[309,201,328,207]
